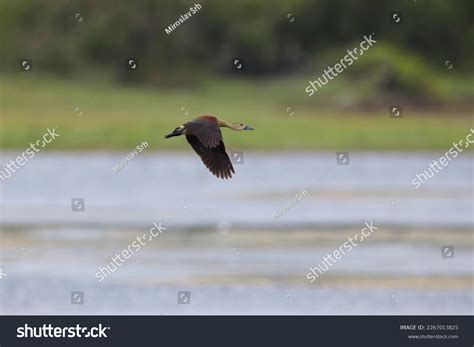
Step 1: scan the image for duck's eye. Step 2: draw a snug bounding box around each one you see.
[240,124,243,126]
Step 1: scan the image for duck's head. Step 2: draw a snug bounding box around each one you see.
[231,122,254,131]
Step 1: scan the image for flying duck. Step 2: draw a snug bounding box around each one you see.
[165,115,253,179]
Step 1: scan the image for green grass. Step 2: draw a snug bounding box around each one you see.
[0,74,472,151]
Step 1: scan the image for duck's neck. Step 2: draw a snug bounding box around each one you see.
[218,119,237,130]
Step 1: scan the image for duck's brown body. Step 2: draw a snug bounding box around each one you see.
[165,115,253,179]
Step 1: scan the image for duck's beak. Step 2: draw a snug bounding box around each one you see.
[244,125,254,130]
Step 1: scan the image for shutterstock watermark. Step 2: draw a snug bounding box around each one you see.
[306,221,378,282]
[411,128,474,189]
[113,141,148,173]
[0,128,60,182]
[273,189,308,220]
[305,33,377,96]
[17,323,109,339]
[95,221,166,281]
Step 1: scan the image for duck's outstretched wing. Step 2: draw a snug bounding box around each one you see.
[184,116,222,148]
[186,135,235,179]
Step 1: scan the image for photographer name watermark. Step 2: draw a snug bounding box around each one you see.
[273,189,308,220]
[113,141,148,173]
[164,3,202,35]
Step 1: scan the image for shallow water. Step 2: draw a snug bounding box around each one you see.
[1,227,472,315]
[0,152,472,228]
[0,152,472,314]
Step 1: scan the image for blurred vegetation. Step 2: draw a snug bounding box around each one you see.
[1,74,472,150]
[0,1,472,88]
[0,0,473,150]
